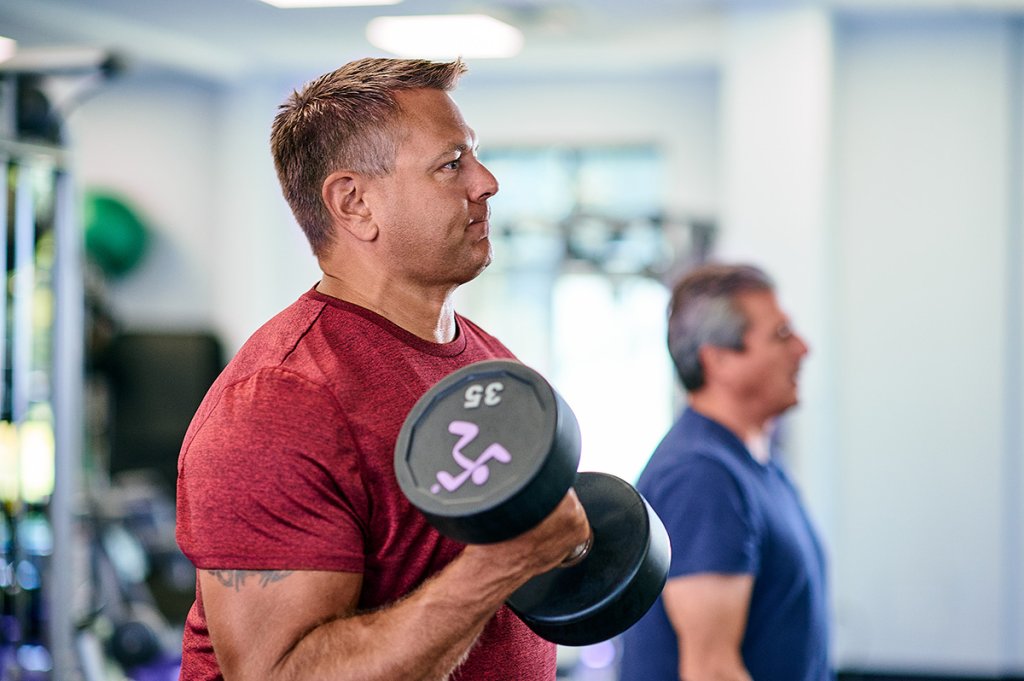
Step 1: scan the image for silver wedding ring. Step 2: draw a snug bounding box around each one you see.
[560,534,593,568]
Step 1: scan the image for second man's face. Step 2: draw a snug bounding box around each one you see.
[731,290,810,419]
[363,88,500,291]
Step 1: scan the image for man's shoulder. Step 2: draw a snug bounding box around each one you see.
[218,294,326,378]
[249,290,333,345]
[655,410,740,461]
[641,440,737,486]
[637,412,750,494]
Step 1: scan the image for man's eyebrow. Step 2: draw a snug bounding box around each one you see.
[430,141,478,165]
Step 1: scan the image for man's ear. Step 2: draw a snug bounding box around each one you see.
[322,170,378,241]
[698,344,723,383]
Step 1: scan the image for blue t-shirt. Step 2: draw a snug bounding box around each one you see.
[619,408,832,681]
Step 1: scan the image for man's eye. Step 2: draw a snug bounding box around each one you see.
[442,159,461,170]
[776,324,793,340]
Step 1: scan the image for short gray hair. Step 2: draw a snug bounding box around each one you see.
[667,263,774,391]
[271,58,468,257]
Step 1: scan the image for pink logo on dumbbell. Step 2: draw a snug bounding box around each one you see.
[431,420,512,494]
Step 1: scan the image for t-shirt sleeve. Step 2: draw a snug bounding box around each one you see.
[646,456,759,578]
[176,367,367,573]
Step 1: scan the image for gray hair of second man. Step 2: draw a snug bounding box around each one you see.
[666,263,775,392]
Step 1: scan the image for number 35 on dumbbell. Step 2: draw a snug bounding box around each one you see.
[394,360,671,646]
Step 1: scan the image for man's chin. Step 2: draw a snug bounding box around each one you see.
[474,244,494,274]
[455,252,492,285]
[774,393,800,416]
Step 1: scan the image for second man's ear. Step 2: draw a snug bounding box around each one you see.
[322,171,378,241]
[698,344,728,382]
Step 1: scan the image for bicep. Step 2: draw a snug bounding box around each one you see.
[662,573,753,680]
[200,569,362,680]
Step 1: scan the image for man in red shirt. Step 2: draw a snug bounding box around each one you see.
[175,58,590,680]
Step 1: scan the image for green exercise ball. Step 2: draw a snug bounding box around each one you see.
[84,191,149,278]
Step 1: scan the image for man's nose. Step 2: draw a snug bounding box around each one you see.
[474,160,499,202]
[794,333,810,357]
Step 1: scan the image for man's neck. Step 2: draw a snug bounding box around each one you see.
[317,271,458,344]
[688,392,769,443]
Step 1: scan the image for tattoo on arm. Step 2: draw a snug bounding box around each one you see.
[207,570,295,591]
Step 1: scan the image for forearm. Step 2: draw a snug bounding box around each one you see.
[274,548,527,681]
[680,653,753,681]
[664,575,755,681]
[209,494,589,680]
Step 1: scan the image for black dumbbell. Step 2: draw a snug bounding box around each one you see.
[394,359,671,646]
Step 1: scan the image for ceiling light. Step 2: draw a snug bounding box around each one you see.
[259,0,401,8]
[0,37,16,64]
[367,14,524,59]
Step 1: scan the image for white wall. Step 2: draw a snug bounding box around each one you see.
[67,74,222,331]
[830,15,1022,674]
[211,80,321,352]
[454,71,720,219]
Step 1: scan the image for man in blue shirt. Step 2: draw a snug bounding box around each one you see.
[620,263,832,681]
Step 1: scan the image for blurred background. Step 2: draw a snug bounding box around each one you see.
[0,0,1022,679]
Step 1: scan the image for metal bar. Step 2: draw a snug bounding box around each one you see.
[50,167,84,681]
[0,76,15,141]
[0,138,68,169]
[6,155,32,678]
[1003,18,1024,676]
[11,160,35,427]
[0,153,8,422]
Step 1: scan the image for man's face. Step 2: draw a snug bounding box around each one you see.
[363,88,499,289]
[721,290,810,420]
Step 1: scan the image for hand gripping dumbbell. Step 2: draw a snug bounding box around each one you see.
[394,359,671,646]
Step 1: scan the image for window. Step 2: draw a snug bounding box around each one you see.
[458,146,708,484]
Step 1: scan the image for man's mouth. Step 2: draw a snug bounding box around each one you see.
[469,216,490,236]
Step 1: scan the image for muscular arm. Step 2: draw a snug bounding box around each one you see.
[662,573,754,681]
[200,492,590,681]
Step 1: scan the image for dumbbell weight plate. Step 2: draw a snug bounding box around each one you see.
[506,471,671,646]
[394,360,581,544]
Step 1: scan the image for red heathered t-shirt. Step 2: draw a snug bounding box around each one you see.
[175,288,556,680]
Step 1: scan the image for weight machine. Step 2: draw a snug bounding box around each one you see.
[1,50,181,681]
